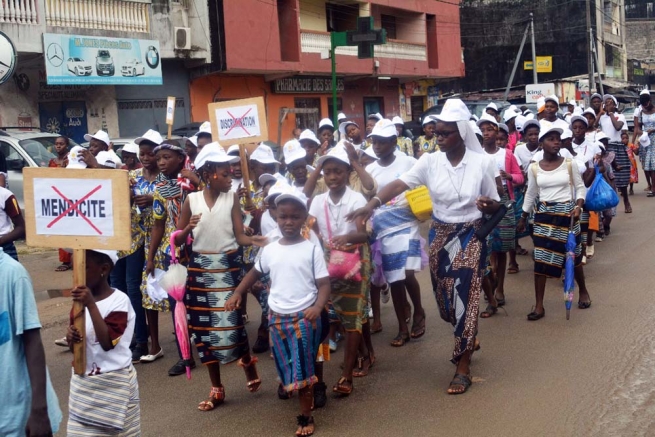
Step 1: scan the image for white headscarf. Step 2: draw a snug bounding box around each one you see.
[457,120,484,154]
[436,98,484,154]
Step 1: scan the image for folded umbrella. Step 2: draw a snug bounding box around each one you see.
[564,214,576,320]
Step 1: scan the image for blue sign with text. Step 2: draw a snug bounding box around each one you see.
[43,33,162,85]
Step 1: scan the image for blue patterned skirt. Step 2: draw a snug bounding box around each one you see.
[532,202,582,278]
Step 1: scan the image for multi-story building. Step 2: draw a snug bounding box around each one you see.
[189,0,465,143]
[0,0,210,142]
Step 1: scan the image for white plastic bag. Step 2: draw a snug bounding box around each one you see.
[146,268,167,303]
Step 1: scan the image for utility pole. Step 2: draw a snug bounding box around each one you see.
[530,13,537,84]
[586,0,594,99]
[503,21,531,102]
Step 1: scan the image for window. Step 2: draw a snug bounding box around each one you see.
[327,98,343,123]
[426,14,438,69]
[363,97,384,119]
[294,98,321,131]
[381,14,397,40]
[326,2,359,32]
[278,0,300,62]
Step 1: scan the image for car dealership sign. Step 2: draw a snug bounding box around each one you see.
[0,31,17,85]
[43,33,162,85]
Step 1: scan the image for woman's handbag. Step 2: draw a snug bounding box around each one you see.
[324,200,362,281]
[406,185,432,221]
[585,165,620,211]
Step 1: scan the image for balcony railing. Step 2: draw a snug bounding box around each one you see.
[300,30,427,62]
[45,0,150,32]
[0,0,40,24]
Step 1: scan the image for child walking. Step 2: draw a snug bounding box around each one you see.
[66,249,140,436]
[174,143,265,411]
[227,187,330,437]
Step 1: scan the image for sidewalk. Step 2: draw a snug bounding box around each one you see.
[17,242,73,302]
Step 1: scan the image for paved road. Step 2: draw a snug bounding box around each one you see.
[35,187,655,437]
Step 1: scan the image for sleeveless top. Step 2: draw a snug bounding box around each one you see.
[188,191,238,253]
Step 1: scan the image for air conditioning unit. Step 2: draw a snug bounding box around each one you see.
[174,27,191,50]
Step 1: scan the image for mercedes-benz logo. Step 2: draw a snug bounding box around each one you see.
[0,31,17,85]
[46,43,64,67]
[146,45,159,69]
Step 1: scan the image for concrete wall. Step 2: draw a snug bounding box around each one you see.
[626,20,655,63]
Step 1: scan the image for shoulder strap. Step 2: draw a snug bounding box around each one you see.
[565,158,575,199]
[530,162,538,182]
[323,198,333,242]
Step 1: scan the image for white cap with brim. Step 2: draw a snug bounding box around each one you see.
[368,112,383,121]
[367,119,397,138]
[422,115,437,126]
[522,119,541,133]
[316,144,350,167]
[539,126,563,142]
[590,93,602,101]
[283,139,306,166]
[96,151,117,168]
[640,131,650,147]
[503,110,518,122]
[318,118,334,130]
[485,102,499,112]
[194,142,239,168]
[66,146,87,169]
[640,89,651,96]
[476,113,499,127]
[435,98,472,123]
[64,248,119,265]
[603,94,618,106]
[135,129,164,146]
[275,187,308,209]
[182,135,198,148]
[583,107,596,117]
[391,116,404,125]
[568,100,577,106]
[570,115,588,126]
[515,115,527,132]
[121,142,139,155]
[259,173,278,187]
[250,144,280,165]
[561,128,573,140]
[544,95,559,106]
[337,112,347,121]
[83,130,111,147]
[227,144,243,156]
[498,123,509,135]
[195,121,212,137]
[595,132,609,142]
[339,121,358,136]
[363,146,378,159]
[299,129,320,145]
[469,121,482,137]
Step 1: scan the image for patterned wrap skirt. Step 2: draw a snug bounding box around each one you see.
[513,185,531,239]
[579,210,590,245]
[324,244,371,333]
[532,201,582,278]
[489,189,516,253]
[269,310,323,393]
[608,141,632,188]
[186,250,249,365]
[428,218,485,364]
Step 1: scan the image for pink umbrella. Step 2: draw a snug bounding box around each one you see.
[160,230,192,379]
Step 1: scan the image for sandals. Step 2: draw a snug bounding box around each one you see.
[410,312,426,339]
[390,332,410,347]
[252,335,269,354]
[352,355,375,377]
[198,386,225,411]
[480,304,498,319]
[625,206,633,213]
[516,247,529,256]
[578,300,592,309]
[370,324,383,334]
[496,297,506,307]
[237,356,262,393]
[586,245,595,260]
[507,264,519,274]
[332,377,353,395]
[55,263,72,272]
[447,373,472,395]
[527,309,545,321]
[296,414,315,437]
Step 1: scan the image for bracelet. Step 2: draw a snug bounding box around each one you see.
[372,196,382,207]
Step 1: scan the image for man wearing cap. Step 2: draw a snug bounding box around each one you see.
[195,121,212,150]
[485,102,501,122]
[415,115,439,156]
[539,95,569,130]
[79,130,113,169]
[120,142,142,171]
[393,116,414,157]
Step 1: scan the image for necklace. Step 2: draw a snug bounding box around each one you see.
[446,164,467,202]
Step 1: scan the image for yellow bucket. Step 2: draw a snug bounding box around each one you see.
[406,185,432,221]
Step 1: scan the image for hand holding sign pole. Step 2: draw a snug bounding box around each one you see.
[23,168,131,375]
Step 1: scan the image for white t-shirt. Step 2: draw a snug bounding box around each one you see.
[532,148,573,164]
[260,210,276,236]
[230,177,244,193]
[366,154,417,204]
[485,148,507,185]
[256,240,329,314]
[309,188,367,240]
[84,290,135,375]
[599,113,626,142]
[571,139,601,173]
[399,150,500,223]
[513,143,541,170]
[0,187,19,236]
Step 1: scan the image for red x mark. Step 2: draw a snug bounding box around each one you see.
[47,185,103,235]
[225,108,252,136]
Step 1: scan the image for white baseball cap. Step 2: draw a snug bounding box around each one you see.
[90,249,118,265]
[639,131,650,147]
[367,119,397,138]
[522,119,540,132]
[83,130,111,147]
[640,89,651,96]
[196,121,212,137]
[318,118,334,130]
[515,114,527,132]
[469,121,482,137]
[568,100,577,106]
[476,113,499,127]
[508,105,518,112]
[422,115,437,126]
[363,145,378,159]
[485,102,499,112]
[298,129,320,145]
[259,173,278,188]
[392,116,404,125]
[66,146,87,169]
[250,143,280,165]
[182,135,198,148]
[283,139,306,165]
[337,112,347,121]
[498,123,509,135]
[121,142,139,155]
[339,121,358,136]
[316,144,350,167]
[537,97,546,112]
[544,95,560,106]
[274,183,308,209]
[561,128,573,140]
[194,142,239,168]
[135,129,164,146]
[435,99,471,123]
[227,144,244,156]
[538,126,563,141]
[570,115,588,126]
[583,107,596,117]
[596,132,609,143]
[503,110,518,123]
[96,151,117,168]
[368,112,383,121]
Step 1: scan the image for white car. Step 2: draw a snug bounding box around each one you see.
[66,58,92,76]
[121,59,145,77]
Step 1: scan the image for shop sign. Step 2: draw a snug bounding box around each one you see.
[525,84,555,104]
[0,31,17,85]
[43,33,162,85]
[523,56,553,73]
[273,76,344,94]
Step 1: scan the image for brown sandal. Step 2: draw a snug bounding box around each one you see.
[238,356,262,393]
[410,312,426,339]
[390,332,410,347]
[198,386,225,411]
[332,377,353,395]
[352,355,375,377]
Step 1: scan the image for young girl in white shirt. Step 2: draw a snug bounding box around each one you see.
[309,146,373,395]
[227,189,330,437]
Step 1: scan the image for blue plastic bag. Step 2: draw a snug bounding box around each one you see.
[585,165,620,211]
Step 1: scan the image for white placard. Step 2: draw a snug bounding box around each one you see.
[166,96,175,125]
[214,104,261,140]
[33,178,114,236]
[525,84,556,104]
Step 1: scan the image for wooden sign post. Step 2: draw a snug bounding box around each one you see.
[208,97,269,211]
[23,168,131,375]
[166,96,176,139]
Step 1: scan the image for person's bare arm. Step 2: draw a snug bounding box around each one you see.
[303,163,323,198]
[146,218,165,276]
[0,212,25,246]
[23,328,53,437]
[345,142,374,191]
[608,112,624,131]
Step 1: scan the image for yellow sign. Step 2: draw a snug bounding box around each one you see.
[524,56,553,73]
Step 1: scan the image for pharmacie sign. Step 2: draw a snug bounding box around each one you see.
[273,76,345,94]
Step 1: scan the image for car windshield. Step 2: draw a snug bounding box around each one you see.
[18,137,80,167]
[73,58,82,62]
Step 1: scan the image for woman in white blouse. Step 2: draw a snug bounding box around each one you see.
[517,126,592,321]
[348,99,500,395]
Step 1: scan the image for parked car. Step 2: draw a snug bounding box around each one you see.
[168,122,203,138]
[66,57,92,76]
[623,107,636,132]
[0,129,82,207]
[121,59,145,77]
[95,49,115,76]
